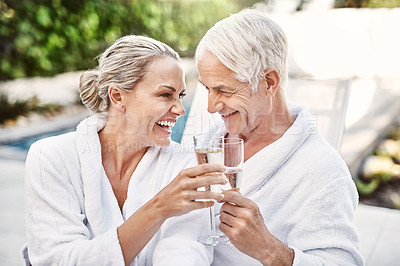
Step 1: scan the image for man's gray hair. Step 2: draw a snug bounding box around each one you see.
[196,9,288,93]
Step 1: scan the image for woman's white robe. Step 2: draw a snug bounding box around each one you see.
[25,114,212,266]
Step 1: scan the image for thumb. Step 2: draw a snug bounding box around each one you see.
[216,188,240,203]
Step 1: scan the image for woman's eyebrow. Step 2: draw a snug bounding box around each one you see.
[160,85,176,92]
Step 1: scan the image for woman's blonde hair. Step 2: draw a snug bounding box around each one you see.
[79,35,179,113]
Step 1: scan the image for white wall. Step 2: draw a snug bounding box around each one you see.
[269,8,400,128]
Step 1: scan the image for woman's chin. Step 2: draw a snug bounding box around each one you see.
[154,137,171,147]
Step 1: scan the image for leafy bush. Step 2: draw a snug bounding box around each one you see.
[335,0,400,8]
[0,0,252,80]
[0,93,31,124]
[356,125,400,197]
[0,92,63,124]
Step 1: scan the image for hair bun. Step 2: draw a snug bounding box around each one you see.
[79,70,107,113]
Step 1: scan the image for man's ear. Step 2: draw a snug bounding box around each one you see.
[262,69,280,97]
[108,84,125,112]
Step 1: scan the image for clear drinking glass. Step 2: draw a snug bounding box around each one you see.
[194,134,226,246]
[222,138,244,190]
[220,137,244,245]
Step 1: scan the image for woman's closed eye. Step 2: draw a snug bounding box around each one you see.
[160,92,173,99]
[179,92,186,99]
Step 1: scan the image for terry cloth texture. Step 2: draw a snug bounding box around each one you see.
[211,104,364,266]
[24,114,212,266]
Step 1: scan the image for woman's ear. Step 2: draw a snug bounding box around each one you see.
[108,84,125,112]
[263,69,280,97]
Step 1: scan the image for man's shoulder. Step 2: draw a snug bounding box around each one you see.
[292,133,352,182]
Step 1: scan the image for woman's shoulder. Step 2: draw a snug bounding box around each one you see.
[28,131,77,161]
[25,132,81,187]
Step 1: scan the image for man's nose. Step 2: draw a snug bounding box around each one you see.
[207,89,223,114]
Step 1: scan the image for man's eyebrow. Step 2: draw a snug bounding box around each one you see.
[198,79,227,91]
[214,85,226,91]
[161,85,176,92]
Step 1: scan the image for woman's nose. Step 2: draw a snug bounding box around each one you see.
[171,100,185,117]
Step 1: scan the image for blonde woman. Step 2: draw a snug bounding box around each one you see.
[24,35,227,265]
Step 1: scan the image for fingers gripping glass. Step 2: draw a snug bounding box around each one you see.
[194,134,226,246]
[220,138,244,246]
[194,134,244,246]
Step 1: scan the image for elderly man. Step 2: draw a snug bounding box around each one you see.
[195,9,364,266]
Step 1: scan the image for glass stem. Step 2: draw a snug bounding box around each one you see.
[210,203,216,235]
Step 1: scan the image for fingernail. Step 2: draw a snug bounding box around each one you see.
[220,193,225,200]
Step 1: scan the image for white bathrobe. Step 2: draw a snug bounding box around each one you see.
[210,104,364,266]
[24,114,212,266]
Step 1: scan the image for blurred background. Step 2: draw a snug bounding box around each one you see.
[1,0,400,265]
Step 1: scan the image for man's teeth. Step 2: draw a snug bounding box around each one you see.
[156,120,175,127]
[222,111,238,118]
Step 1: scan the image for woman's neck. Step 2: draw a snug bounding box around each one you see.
[99,120,148,181]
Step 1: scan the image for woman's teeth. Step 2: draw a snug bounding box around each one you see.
[157,120,175,127]
[156,120,175,132]
[222,111,238,118]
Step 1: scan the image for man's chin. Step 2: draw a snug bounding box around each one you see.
[224,121,241,135]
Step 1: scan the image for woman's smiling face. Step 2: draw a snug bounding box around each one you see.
[121,56,186,147]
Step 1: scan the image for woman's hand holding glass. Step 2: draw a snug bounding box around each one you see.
[194,135,245,245]
[153,163,227,219]
[194,134,227,245]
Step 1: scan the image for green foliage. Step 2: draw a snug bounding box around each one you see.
[357,125,400,195]
[335,0,400,8]
[355,178,380,195]
[0,93,31,123]
[362,0,400,7]
[0,0,245,80]
[390,193,400,209]
[0,92,63,124]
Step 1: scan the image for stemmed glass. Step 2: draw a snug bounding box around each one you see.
[222,138,244,191]
[194,134,244,246]
[194,134,225,246]
[219,137,244,245]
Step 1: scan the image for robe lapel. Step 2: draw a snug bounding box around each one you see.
[76,114,124,236]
